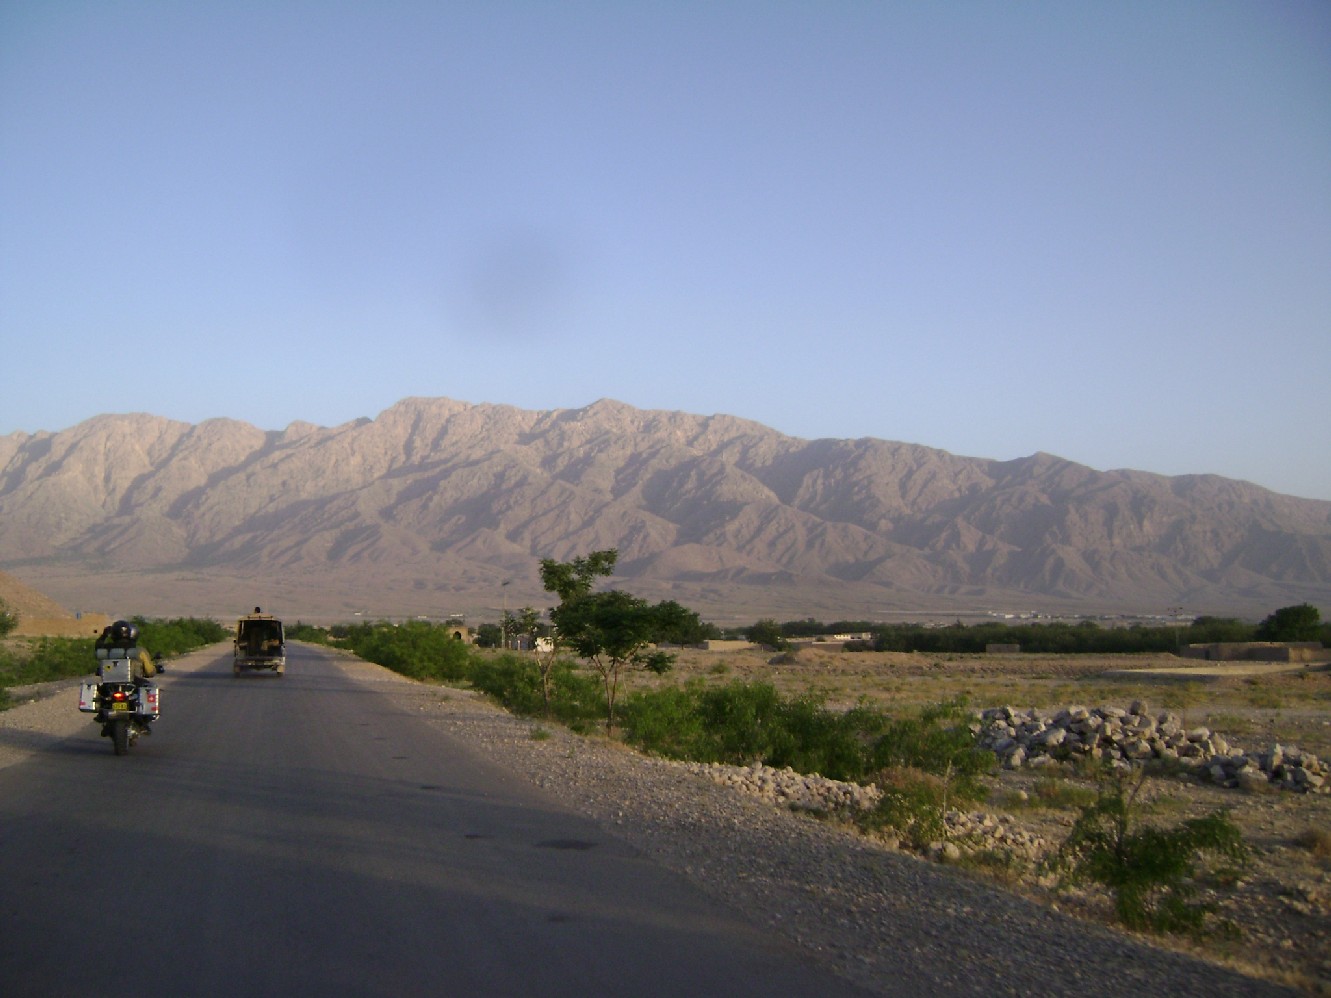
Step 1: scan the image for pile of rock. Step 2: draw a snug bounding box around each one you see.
[1204,743,1327,793]
[973,702,1328,794]
[681,760,1056,864]
[681,760,881,813]
[938,810,1051,865]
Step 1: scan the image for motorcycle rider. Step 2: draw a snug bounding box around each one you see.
[95,620,159,738]
[95,619,159,682]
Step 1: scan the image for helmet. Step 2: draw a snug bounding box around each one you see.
[109,620,139,644]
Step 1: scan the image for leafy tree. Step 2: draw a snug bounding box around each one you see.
[779,617,825,639]
[473,622,502,648]
[647,600,717,645]
[539,549,618,602]
[513,606,544,648]
[1185,616,1253,644]
[540,549,682,729]
[1254,603,1322,643]
[745,618,787,650]
[501,604,560,715]
[0,599,17,639]
[500,610,519,649]
[551,588,667,729]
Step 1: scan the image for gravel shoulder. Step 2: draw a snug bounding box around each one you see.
[4,646,1321,996]
[326,651,1309,997]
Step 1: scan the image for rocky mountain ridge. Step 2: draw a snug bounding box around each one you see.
[2,397,1328,620]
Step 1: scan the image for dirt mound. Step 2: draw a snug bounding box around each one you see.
[0,570,107,637]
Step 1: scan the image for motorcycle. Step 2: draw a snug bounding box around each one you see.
[78,648,164,756]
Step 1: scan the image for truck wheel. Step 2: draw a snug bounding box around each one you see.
[112,723,130,756]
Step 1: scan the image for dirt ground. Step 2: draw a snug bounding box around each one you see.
[640,646,1331,995]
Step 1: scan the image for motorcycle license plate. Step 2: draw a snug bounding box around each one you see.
[112,702,130,712]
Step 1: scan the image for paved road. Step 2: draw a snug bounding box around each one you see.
[0,644,870,997]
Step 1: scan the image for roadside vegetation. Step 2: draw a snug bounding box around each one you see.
[1051,766,1249,936]
[0,616,226,709]
[290,554,1331,952]
[748,602,1329,654]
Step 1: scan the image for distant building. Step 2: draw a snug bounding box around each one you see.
[1182,642,1324,663]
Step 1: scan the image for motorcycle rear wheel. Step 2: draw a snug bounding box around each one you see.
[112,722,130,756]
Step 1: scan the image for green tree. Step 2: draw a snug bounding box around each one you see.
[500,609,519,649]
[1254,603,1322,642]
[473,622,502,648]
[539,549,618,602]
[1186,616,1253,644]
[0,599,17,639]
[647,600,716,645]
[503,604,561,715]
[515,606,544,648]
[540,549,680,729]
[745,618,787,650]
[551,588,665,729]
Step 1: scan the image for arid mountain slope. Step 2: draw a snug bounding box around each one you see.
[1,398,1328,621]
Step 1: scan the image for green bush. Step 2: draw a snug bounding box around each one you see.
[0,598,18,639]
[868,698,993,801]
[857,767,950,849]
[468,654,547,715]
[1053,765,1248,935]
[131,616,228,656]
[0,637,96,688]
[0,617,228,702]
[617,683,711,759]
[469,653,606,726]
[620,681,890,781]
[339,621,472,682]
[286,622,331,643]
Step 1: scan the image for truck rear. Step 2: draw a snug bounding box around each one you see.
[234,608,285,677]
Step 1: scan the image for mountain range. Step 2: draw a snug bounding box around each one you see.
[2,397,1328,623]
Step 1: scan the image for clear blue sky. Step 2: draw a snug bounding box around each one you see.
[3,2,1329,500]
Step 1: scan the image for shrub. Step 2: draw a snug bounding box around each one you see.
[620,681,882,780]
[469,653,605,727]
[287,622,331,643]
[0,637,96,687]
[1053,765,1248,935]
[857,767,949,849]
[340,621,471,682]
[132,616,228,656]
[868,698,993,802]
[1294,827,1331,861]
[0,598,17,639]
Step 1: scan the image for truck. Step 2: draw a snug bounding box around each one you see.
[234,607,286,677]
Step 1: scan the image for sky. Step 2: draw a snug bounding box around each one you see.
[2,1,1329,500]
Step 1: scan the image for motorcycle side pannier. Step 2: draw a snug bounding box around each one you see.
[136,686,161,720]
[78,682,99,713]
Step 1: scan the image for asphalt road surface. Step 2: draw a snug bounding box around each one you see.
[0,644,871,997]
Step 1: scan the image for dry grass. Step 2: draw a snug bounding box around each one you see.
[1295,827,1331,861]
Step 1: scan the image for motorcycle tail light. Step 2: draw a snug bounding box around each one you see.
[112,691,127,701]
